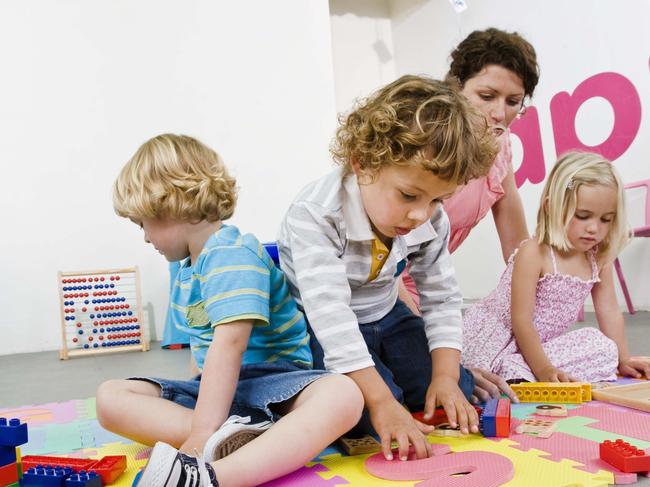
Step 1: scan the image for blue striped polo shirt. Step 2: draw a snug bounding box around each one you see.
[170,224,312,371]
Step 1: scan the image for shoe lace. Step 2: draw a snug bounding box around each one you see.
[193,449,214,487]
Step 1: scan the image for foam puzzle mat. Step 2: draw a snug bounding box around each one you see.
[2,379,650,486]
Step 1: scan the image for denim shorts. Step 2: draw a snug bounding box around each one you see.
[307,299,475,435]
[131,360,330,423]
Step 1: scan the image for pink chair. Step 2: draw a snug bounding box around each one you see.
[578,179,650,320]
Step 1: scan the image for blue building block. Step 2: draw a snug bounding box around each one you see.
[0,418,28,447]
[480,399,498,437]
[65,472,101,487]
[0,445,16,466]
[20,466,72,486]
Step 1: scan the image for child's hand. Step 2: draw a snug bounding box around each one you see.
[468,367,519,404]
[535,365,578,383]
[368,396,433,461]
[618,357,650,379]
[424,376,479,435]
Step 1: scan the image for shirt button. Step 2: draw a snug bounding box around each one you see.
[377,253,385,260]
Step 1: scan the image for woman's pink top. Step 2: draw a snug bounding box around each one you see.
[403,131,512,304]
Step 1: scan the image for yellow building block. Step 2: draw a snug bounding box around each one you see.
[511,382,591,403]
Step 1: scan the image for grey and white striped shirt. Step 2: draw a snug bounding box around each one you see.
[278,167,463,374]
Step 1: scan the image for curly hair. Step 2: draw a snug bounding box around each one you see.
[331,75,498,185]
[447,28,539,98]
[113,134,238,223]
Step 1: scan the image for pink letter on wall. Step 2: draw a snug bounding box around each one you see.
[510,106,545,188]
[550,72,641,160]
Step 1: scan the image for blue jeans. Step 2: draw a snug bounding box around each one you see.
[308,300,475,436]
[131,360,330,423]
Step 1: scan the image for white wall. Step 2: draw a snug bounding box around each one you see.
[331,0,650,309]
[0,1,337,355]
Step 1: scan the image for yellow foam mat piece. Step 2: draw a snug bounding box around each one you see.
[315,436,613,486]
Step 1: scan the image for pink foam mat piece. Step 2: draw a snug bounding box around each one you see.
[0,400,79,425]
[365,448,514,487]
[510,430,637,484]
[258,464,349,486]
[567,402,650,441]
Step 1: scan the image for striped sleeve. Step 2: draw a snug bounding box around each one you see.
[280,201,375,374]
[198,245,270,327]
[408,207,463,352]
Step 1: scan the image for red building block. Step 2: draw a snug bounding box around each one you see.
[21,456,96,473]
[600,439,650,473]
[495,399,511,437]
[412,406,483,427]
[0,462,18,486]
[89,455,126,484]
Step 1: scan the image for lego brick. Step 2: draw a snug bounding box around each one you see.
[20,466,73,487]
[0,462,18,486]
[510,382,591,404]
[0,419,27,447]
[599,439,650,473]
[479,399,510,438]
[411,405,483,427]
[88,455,126,484]
[64,472,101,487]
[0,446,16,467]
[21,457,95,474]
[337,435,381,455]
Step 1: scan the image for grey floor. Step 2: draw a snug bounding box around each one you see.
[1,312,649,484]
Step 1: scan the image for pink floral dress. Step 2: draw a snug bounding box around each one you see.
[461,244,619,382]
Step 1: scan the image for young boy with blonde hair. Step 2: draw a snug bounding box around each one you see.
[97,134,363,487]
[278,75,497,461]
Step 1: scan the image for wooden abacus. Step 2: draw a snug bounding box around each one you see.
[58,267,149,359]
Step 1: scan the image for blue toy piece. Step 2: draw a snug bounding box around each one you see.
[263,242,280,266]
[479,399,498,437]
[0,445,16,466]
[0,418,28,447]
[21,466,73,486]
[64,472,102,487]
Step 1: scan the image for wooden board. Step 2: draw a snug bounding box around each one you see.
[592,381,650,412]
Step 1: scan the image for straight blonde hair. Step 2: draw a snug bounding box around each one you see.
[113,134,237,222]
[536,151,629,261]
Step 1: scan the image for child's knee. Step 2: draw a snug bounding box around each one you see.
[324,375,364,420]
[96,379,122,426]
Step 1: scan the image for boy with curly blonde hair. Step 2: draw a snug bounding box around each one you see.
[278,75,497,462]
[97,134,363,487]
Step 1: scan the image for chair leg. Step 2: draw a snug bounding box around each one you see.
[613,258,635,314]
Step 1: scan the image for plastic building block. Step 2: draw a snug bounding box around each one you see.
[600,439,650,473]
[515,418,556,438]
[412,405,482,427]
[0,462,18,486]
[479,399,511,438]
[0,419,27,447]
[0,446,16,467]
[21,466,73,487]
[337,435,381,455]
[21,457,95,474]
[88,455,126,484]
[510,382,591,403]
[64,472,101,487]
[535,404,568,417]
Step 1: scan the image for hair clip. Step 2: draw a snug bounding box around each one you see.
[566,179,574,190]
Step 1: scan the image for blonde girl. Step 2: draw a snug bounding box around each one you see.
[462,151,650,382]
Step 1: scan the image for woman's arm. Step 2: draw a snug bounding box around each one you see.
[592,263,650,378]
[511,242,572,381]
[492,168,529,263]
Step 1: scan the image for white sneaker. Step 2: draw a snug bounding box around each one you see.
[137,442,217,487]
[203,415,272,462]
